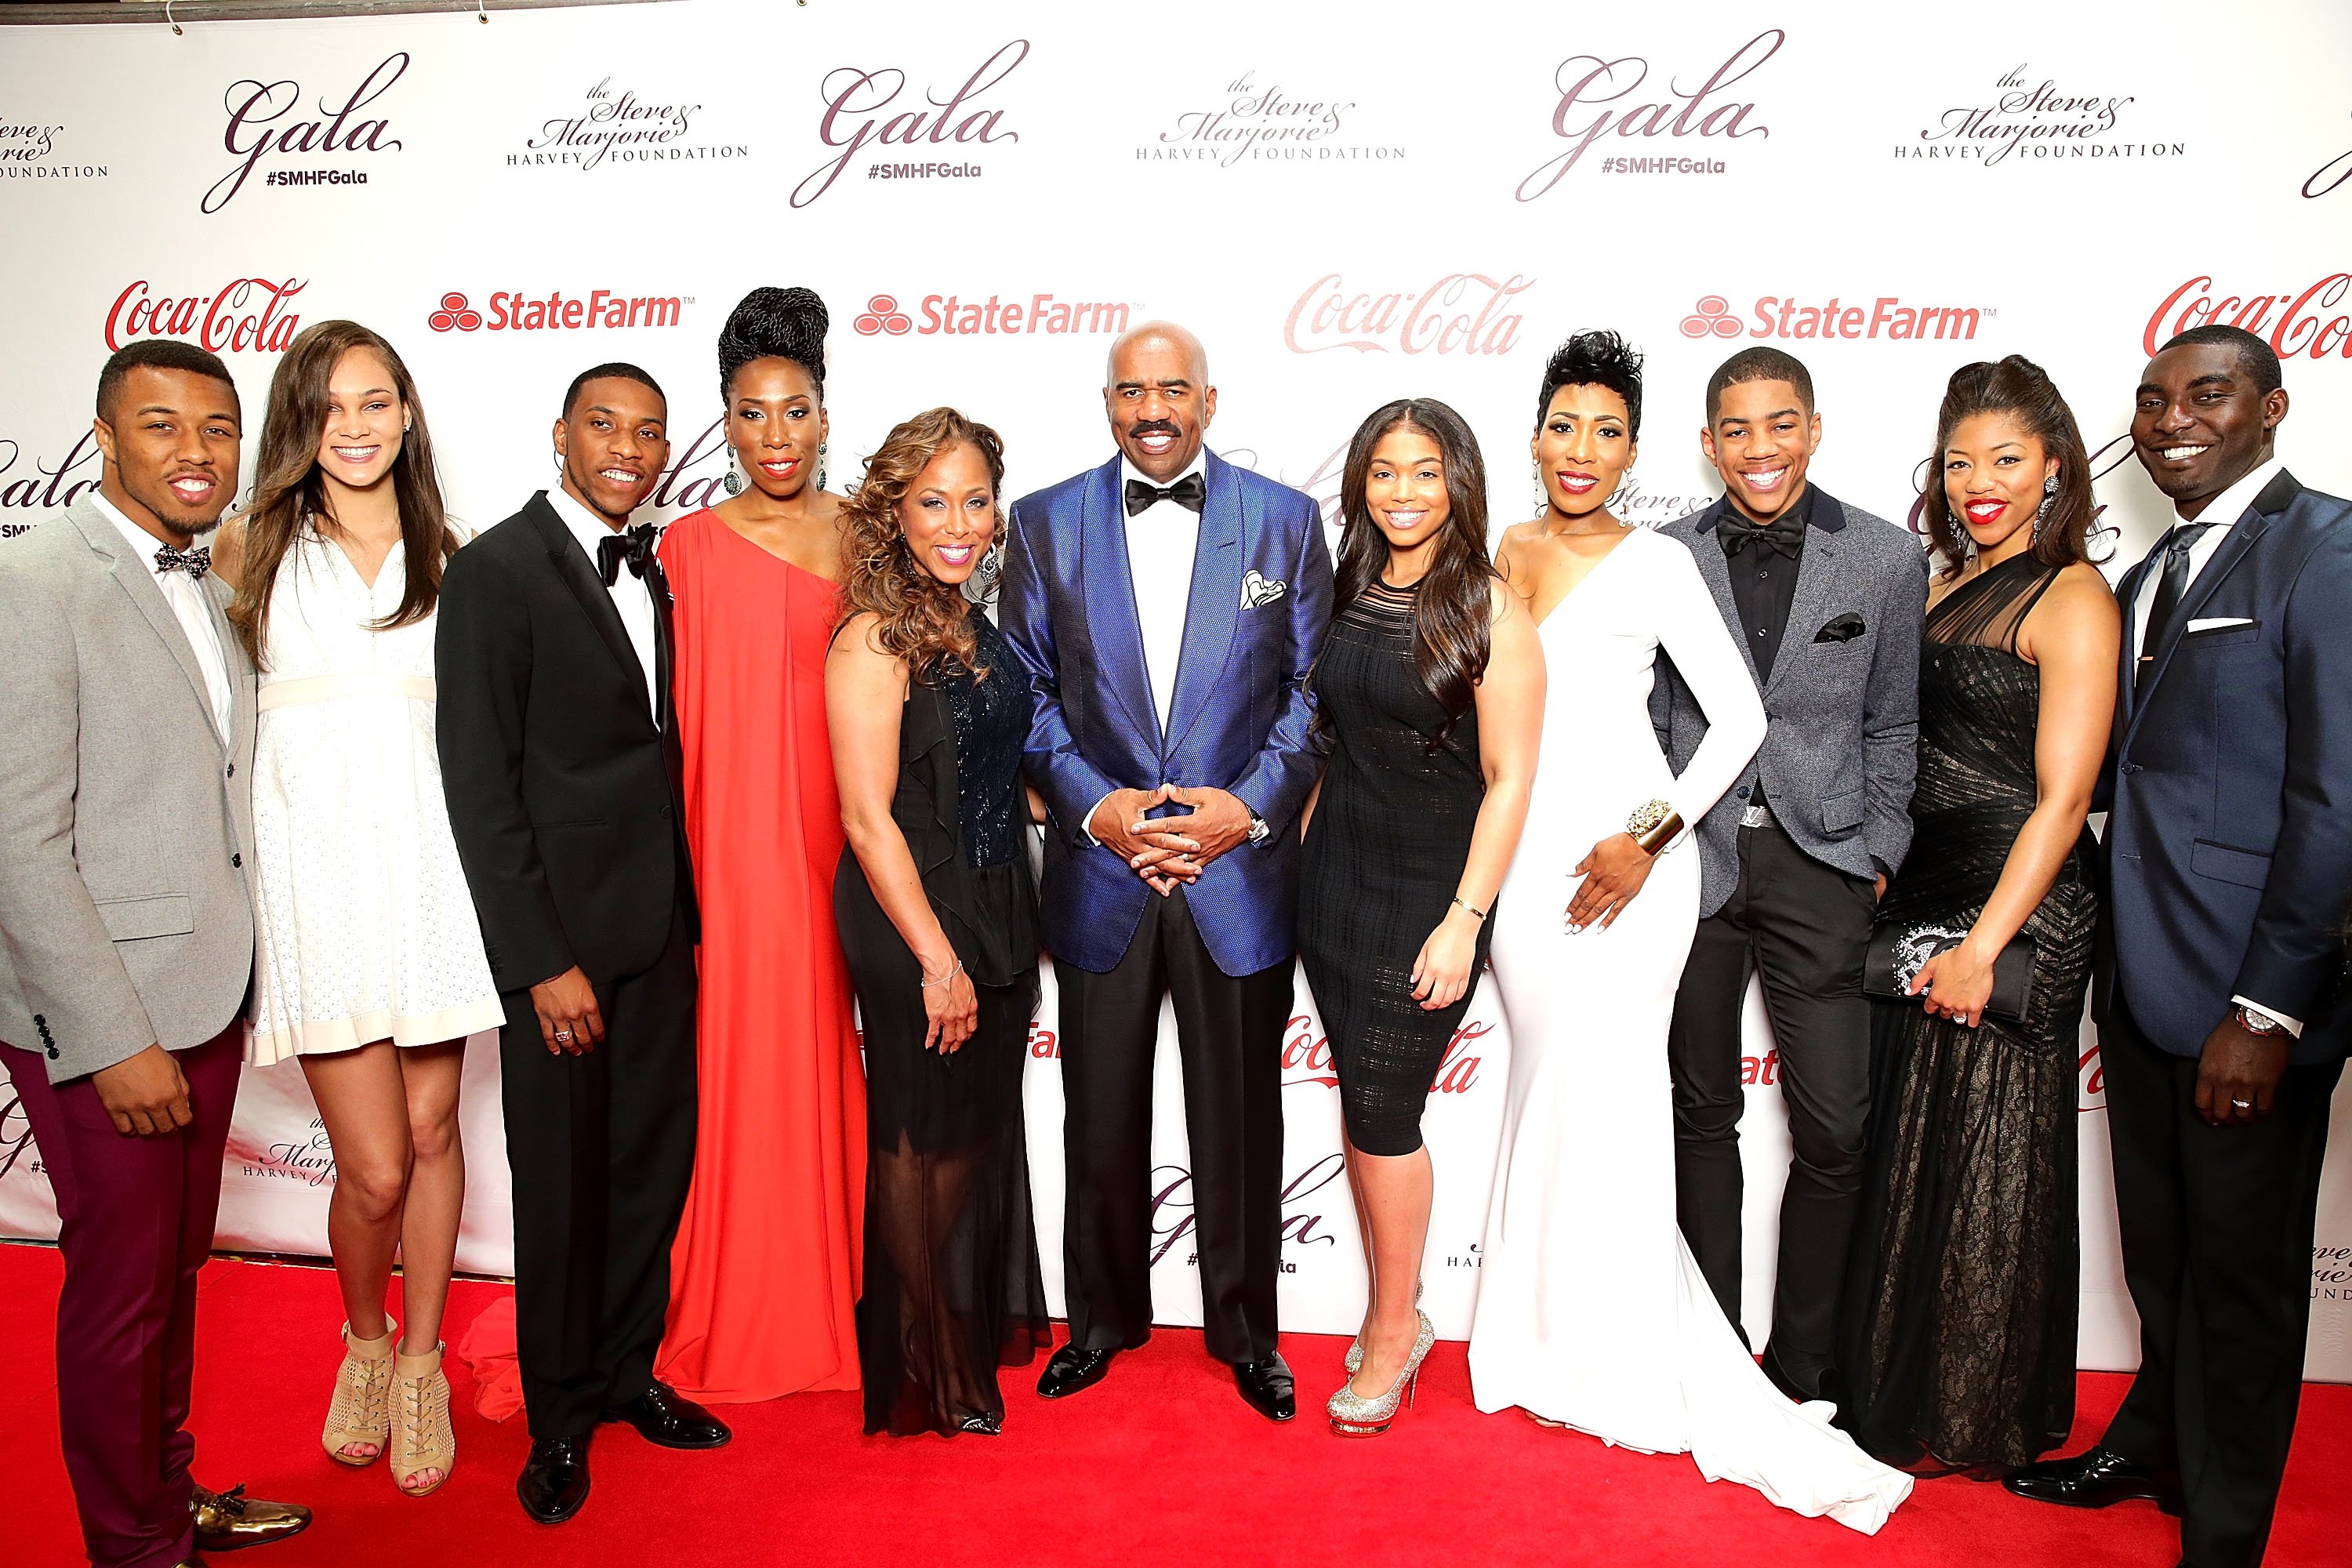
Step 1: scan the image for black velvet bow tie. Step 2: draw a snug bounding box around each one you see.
[1124,473,1207,517]
[1717,514,1806,560]
[596,523,659,586]
[154,543,212,579]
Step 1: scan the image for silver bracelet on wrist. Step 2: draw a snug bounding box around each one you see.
[920,956,964,989]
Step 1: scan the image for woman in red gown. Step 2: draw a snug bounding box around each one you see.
[656,286,865,1399]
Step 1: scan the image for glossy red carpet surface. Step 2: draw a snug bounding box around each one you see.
[5,1242,2346,1566]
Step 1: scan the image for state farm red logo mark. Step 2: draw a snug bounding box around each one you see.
[426,289,685,333]
[1518,29,1780,201]
[851,291,1133,337]
[1682,296,1744,339]
[854,295,913,335]
[107,278,306,354]
[1286,274,1531,357]
[2144,274,2352,361]
[795,39,1028,208]
[205,53,407,215]
[1686,292,1989,343]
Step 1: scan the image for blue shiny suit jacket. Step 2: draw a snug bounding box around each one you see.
[1001,450,1334,976]
[2100,469,2352,1065]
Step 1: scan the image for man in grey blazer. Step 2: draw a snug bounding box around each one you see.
[0,341,308,1567]
[1650,347,1928,1401]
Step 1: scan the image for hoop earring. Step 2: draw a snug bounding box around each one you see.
[723,449,744,497]
[2032,470,2059,543]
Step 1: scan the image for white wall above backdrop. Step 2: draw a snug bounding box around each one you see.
[5,0,2351,1378]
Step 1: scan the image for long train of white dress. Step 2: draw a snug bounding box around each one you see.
[1467,526,1911,1533]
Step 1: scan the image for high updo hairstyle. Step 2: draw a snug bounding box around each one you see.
[1921,354,2097,581]
[1536,328,1645,441]
[838,406,1007,678]
[717,285,828,400]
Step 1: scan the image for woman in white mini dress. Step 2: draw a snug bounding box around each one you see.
[220,321,499,1498]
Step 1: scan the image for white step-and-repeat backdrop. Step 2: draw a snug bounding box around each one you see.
[5,0,2351,1377]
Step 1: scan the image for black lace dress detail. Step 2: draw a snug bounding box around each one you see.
[835,609,1049,1436]
[1298,578,1490,1157]
[1835,552,2097,1470]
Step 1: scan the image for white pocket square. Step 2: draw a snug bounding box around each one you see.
[2186,616,2254,633]
[1240,568,1287,610]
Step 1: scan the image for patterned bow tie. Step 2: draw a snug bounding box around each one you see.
[154,543,212,579]
[596,523,659,586]
[1124,473,1207,517]
[1717,514,1806,560]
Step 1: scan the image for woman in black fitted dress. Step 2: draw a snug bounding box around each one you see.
[1298,398,1544,1435]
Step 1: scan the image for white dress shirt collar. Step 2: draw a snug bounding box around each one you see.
[2172,456,2283,537]
[542,485,660,719]
[90,488,234,738]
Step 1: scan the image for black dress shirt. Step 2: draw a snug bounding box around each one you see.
[1719,484,1813,685]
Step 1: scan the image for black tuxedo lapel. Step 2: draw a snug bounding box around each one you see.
[522,492,655,728]
[2124,469,2301,746]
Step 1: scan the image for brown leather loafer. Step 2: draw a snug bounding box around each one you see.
[191,1483,312,1552]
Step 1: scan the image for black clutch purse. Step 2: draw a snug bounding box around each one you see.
[1863,919,2038,1023]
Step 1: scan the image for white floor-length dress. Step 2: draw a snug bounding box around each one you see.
[246,525,503,1065]
[1467,525,1912,1533]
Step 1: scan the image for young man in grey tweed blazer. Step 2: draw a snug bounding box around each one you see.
[1648,347,1928,1402]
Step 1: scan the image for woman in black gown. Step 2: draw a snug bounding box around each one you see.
[1298,398,1543,1436]
[827,407,1050,1436]
[1837,357,2119,1471]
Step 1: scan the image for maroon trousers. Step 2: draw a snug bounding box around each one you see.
[3,1025,240,1568]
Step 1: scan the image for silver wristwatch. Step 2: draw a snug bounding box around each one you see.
[1246,813,1270,845]
[2233,1005,2291,1038]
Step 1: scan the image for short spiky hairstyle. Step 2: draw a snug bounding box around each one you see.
[1705,346,1813,424]
[96,338,239,423]
[1535,330,1644,439]
[2158,324,2284,397]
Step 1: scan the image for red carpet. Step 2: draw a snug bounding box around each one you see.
[5,1240,2347,1567]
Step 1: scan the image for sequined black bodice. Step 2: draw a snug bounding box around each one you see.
[932,612,1032,870]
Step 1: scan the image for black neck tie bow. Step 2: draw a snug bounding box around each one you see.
[1124,473,1207,517]
[597,523,659,586]
[1717,514,1806,560]
[154,543,212,579]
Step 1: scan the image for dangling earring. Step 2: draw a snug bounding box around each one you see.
[967,535,1007,603]
[816,439,829,493]
[722,449,744,497]
[1532,460,1548,517]
[2033,470,2059,543]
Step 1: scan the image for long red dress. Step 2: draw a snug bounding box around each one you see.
[655,508,864,1400]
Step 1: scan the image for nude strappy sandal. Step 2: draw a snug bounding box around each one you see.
[391,1342,455,1497]
[322,1320,397,1466]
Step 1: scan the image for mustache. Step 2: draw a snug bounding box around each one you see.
[1127,419,1181,437]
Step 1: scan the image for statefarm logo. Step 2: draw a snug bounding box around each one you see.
[1680,291,1989,343]
[1,116,105,180]
[1516,29,1780,201]
[106,277,307,354]
[849,291,1134,338]
[793,39,1029,208]
[1900,63,2181,166]
[2143,274,2352,361]
[427,287,689,334]
[1286,273,1532,357]
[204,53,408,214]
[1141,71,1400,168]
[511,74,746,172]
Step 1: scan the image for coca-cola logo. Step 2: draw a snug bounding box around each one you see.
[1684,291,1991,344]
[1142,71,1398,169]
[2079,1041,2105,1111]
[1517,30,1780,202]
[426,288,687,334]
[1280,1013,1487,1095]
[1,116,105,181]
[512,75,746,172]
[105,278,307,354]
[205,53,407,215]
[1285,273,1532,357]
[0,430,103,524]
[2145,274,2352,362]
[793,39,1029,209]
[1900,64,2179,168]
[848,290,1136,339]
[1150,1152,1346,1269]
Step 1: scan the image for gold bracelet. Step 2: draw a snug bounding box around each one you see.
[1450,896,1487,922]
[1627,798,1683,856]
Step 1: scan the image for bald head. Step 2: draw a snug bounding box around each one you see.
[1103,320,1217,482]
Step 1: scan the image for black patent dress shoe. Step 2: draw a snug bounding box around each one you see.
[517,1435,592,1526]
[1233,1352,1296,1422]
[602,1381,732,1449]
[1036,1344,1118,1399]
[2004,1446,2178,1512]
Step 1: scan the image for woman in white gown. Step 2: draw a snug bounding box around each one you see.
[1468,332,1911,1533]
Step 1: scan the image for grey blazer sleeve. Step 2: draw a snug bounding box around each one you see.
[1860,535,1929,877]
[0,569,160,1077]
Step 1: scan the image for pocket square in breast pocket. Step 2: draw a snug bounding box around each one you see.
[1240,568,1287,610]
[1813,612,1867,643]
[2185,616,2256,634]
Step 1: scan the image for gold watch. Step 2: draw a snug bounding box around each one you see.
[1626,798,1682,856]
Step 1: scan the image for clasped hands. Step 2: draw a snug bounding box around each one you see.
[1091,784,1254,896]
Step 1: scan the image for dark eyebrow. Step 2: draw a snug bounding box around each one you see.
[2184,373,2236,390]
[340,386,397,398]
[1115,378,1192,393]
[1719,406,1802,425]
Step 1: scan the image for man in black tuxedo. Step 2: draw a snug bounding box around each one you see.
[437,364,728,1526]
[2006,326,2352,1568]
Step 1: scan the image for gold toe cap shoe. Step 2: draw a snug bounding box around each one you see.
[192,1483,314,1552]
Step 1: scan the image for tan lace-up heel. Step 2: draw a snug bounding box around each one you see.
[391,1342,455,1497]
[322,1321,397,1466]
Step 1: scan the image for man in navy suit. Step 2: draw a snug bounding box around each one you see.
[2007,325,2352,1568]
[1001,321,1333,1421]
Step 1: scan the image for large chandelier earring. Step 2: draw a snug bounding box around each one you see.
[723,449,744,497]
[817,439,829,493]
[1533,460,1548,517]
[2032,470,2059,543]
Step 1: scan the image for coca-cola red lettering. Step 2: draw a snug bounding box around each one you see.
[793,40,1028,209]
[104,278,307,354]
[205,53,407,214]
[2143,274,2352,361]
[1517,30,1780,202]
[0,430,103,516]
[2079,1043,2105,1109]
[1285,273,1532,357]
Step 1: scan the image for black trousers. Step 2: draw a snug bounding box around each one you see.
[2099,1003,2340,1568]
[499,900,699,1438]
[1667,816,1876,1396]
[1054,886,1289,1365]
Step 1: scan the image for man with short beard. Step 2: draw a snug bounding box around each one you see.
[0,339,311,1567]
[437,364,728,1526]
[2006,326,2352,1568]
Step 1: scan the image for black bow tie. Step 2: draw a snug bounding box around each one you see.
[154,543,212,579]
[1717,514,1806,560]
[1124,473,1207,517]
[596,523,659,586]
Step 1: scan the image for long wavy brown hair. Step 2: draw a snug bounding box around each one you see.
[229,320,455,667]
[1920,354,2097,583]
[838,407,1007,677]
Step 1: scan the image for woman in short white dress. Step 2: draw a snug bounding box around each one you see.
[220,321,500,1497]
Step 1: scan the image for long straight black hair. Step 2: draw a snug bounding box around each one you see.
[1319,397,1497,746]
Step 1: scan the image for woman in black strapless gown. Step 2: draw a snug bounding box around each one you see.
[828,408,1050,1436]
[1837,358,2119,1472]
